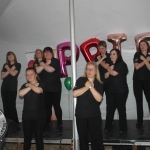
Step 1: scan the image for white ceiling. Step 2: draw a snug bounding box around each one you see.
[0,0,150,48]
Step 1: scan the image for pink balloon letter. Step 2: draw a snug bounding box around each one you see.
[57,42,79,78]
[107,33,127,51]
[134,32,150,51]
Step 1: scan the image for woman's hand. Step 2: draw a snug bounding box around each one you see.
[5,65,9,70]
[11,66,16,70]
[85,81,93,88]
[140,55,146,61]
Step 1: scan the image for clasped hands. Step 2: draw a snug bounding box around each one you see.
[85,81,94,89]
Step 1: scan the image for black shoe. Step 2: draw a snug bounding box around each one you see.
[104,128,114,133]
[57,125,63,132]
[136,123,143,128]
[119,130,127,134]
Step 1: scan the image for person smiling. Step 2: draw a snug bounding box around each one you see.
[36,47,62,132]
[19,67,46,150]
[1,51,21,125]
[73,62,104,150]
[133,40,150,128]
[104,49,128,133]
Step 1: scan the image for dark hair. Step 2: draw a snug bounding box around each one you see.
[97,41,107,48]
[139,40,150,53]
[26,67,40,81]
[110,48,123,65]
[6,51,18,64]
[43,47,54,57]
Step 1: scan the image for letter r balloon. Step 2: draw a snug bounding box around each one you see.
[57,42,79,78]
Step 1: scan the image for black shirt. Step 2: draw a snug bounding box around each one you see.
[33,59,44,80]
[73,77,103,118]
[39,57,62,92]
[95,52,111,83]
[133,52,150,80]
[20,82,46,120]
[1,63,21,91]
[108,61,128,93]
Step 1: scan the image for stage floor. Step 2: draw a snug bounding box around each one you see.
[4,120,150,146]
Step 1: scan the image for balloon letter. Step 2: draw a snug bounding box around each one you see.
[107,33,127,51]
[28,60,34,67]
[57,42,79,78]
[80,38,100,62]
[134,32,150,51]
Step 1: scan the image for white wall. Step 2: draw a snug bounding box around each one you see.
[0,39,149,122]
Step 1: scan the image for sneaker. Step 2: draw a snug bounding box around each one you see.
[136,123,143,128]
[57,125,63,132]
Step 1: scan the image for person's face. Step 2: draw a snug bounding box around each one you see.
[110,50,117,63]
[86,64,96,78]
[140,42,148,52]
[36,50,43,59]
[44,51,53,60]
[8,54,15,62]
[98,46,106,55]
[26,70,37,83]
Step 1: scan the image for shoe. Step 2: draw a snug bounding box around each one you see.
[136,123,143,128]
[57,125,63,132]
[104,128,114,133]
[119,130,127,134]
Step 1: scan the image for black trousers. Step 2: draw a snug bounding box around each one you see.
[133,80,150,124]
[1,90,19,125]
[23,118,46,150]
[45,91,62,126]
[76,116,104,150]
[105,92,128,131]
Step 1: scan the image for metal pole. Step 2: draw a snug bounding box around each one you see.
[69,0,79,150]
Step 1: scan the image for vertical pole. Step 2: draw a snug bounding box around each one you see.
[69,0,79,150]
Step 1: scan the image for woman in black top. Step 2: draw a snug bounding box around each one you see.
[104,49,128,133]
[133,40,150,128]
[73,62,104,150]
[19,67,46,150]
[36,47,62,132]
[1,51,21,125]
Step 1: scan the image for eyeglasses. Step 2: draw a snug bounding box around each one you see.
[86,68,96,72]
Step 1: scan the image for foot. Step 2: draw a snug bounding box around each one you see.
[104,128,114,133]
[119,130,127,134]
[136,123,143,128]
[57,125,63,132]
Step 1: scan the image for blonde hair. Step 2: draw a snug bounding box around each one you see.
[83,62,102,83]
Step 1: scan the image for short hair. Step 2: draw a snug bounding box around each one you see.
[43,47,54,57]
[97,41,107,48]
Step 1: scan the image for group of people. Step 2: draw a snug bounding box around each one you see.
[73,40,150,150]
[1,40,150,150]
[1,47,62,150]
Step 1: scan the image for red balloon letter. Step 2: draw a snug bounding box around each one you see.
[80,38,100,62]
